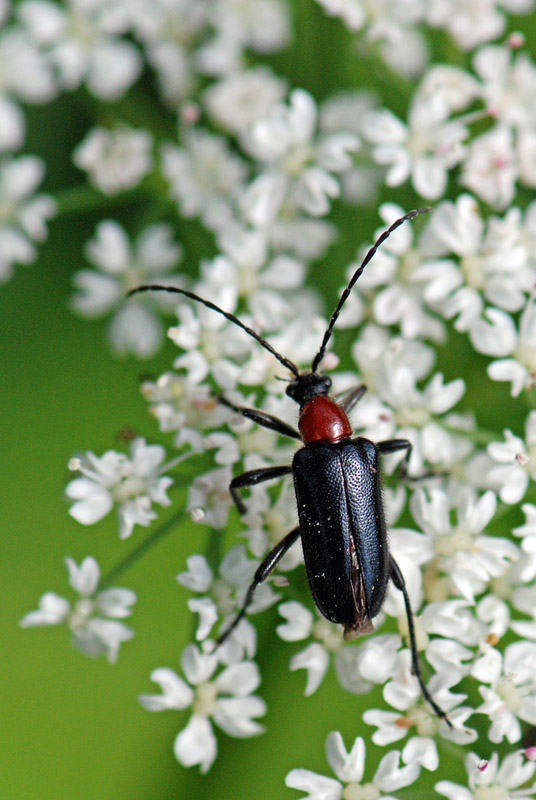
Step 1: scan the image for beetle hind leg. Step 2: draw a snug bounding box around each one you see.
[390,557,452,728]
[216,527,301,647]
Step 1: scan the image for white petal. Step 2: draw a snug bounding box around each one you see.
[20,592,70,626]
[139,667,193,711]
[97,588,137,618]
[177,554,213,592]
[181,644,218,685]
[66,556,100,595]
[174,714,217,773]
[213,696,266,737]
[285,768,342,800]
[325,731,365,784]
[289,642,330,696]
[215,661,261,696]
[277,601,313,641]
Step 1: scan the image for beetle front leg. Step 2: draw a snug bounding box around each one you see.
[219,395,301,440]
[337,384,367,414]
[217,526,301,646]
[390,557,451,726]
[230,465,292,514]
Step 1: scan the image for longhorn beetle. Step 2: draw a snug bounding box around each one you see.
[128,208,451,725]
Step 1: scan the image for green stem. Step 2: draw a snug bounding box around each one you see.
[99,508,185,588]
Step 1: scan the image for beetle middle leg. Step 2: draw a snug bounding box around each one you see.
[229,465,292,514]
[217,526,301,645]
[378,437,412,476]
[379,437,444,482]
[390,557,451,726]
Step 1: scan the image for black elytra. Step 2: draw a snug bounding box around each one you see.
[128,208,451,725]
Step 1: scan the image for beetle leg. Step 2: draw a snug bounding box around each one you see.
[378,438,413,479]
[219,395,301,440]
[217,526,301,646]
[230,465,292,514]
[390,557,452,727]
[336,383,367,414]
[379,438,444,482]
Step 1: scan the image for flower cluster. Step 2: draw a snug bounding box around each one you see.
[12,0,536,795]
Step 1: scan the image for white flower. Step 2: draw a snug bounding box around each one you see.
[71,220,182,358]
[461,125,518,209]
[436,751,536,800]
[410,487,517,602]
[186,466,233,530]
[276,601,345,696]
[513,504,536,582]
[286,731,435,799]
[419,195,533,332]
[73,125,153,195]
[476,641,536,742]
[470,295,536,397]
[66,437,174,538]
[0,154,56,282]
[344,202,446,341]
[478,411,536,504]
[473,45,536,131]
[0,28,57,150]
[210,223,307,332]
[241,89,359,224]
[167,285,268,391]
[203,67,287,136]
[425,0,526,50]
[161,128,247,232]
[139,644,266,773]
[314,0,429,77]
[20,556,136,662]
[177,545,279,658]
[18,0,141,100]
[141,371,226,451]
[128,0,206,105]
[354,364,466,475]
[196,0,290,77]
[362,93,468,198]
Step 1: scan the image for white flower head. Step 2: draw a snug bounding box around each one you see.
[436,750,536,800]
[73,125,153,195]
[0,28,58,150]
[139,644,266,773]
[20,556,136,662]
[203,66,287,136]
[410,486,517,602]
[177,545,279,660]
[470,294,536,397]
[362,92,468,199]
[241,89,359,225]
[71,220,183,358]
[19,0,142,100]
[461,125,518,210]
[286,731,436,799]
[161,128,247,233]
[0,155,56,282]
[66,437,174,538]
[476,641,536,743]
[478,411,536,504]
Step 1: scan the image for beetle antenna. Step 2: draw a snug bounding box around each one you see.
[310,207,432,374]
[127,284,300,377]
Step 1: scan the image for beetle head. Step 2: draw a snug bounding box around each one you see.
[286,372,332,406]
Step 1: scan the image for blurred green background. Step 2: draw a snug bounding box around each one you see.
[2,3,531,797]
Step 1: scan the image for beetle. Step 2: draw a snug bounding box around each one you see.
[128,208,450,724]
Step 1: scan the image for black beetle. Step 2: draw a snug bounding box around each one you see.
[128,208,450,724]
